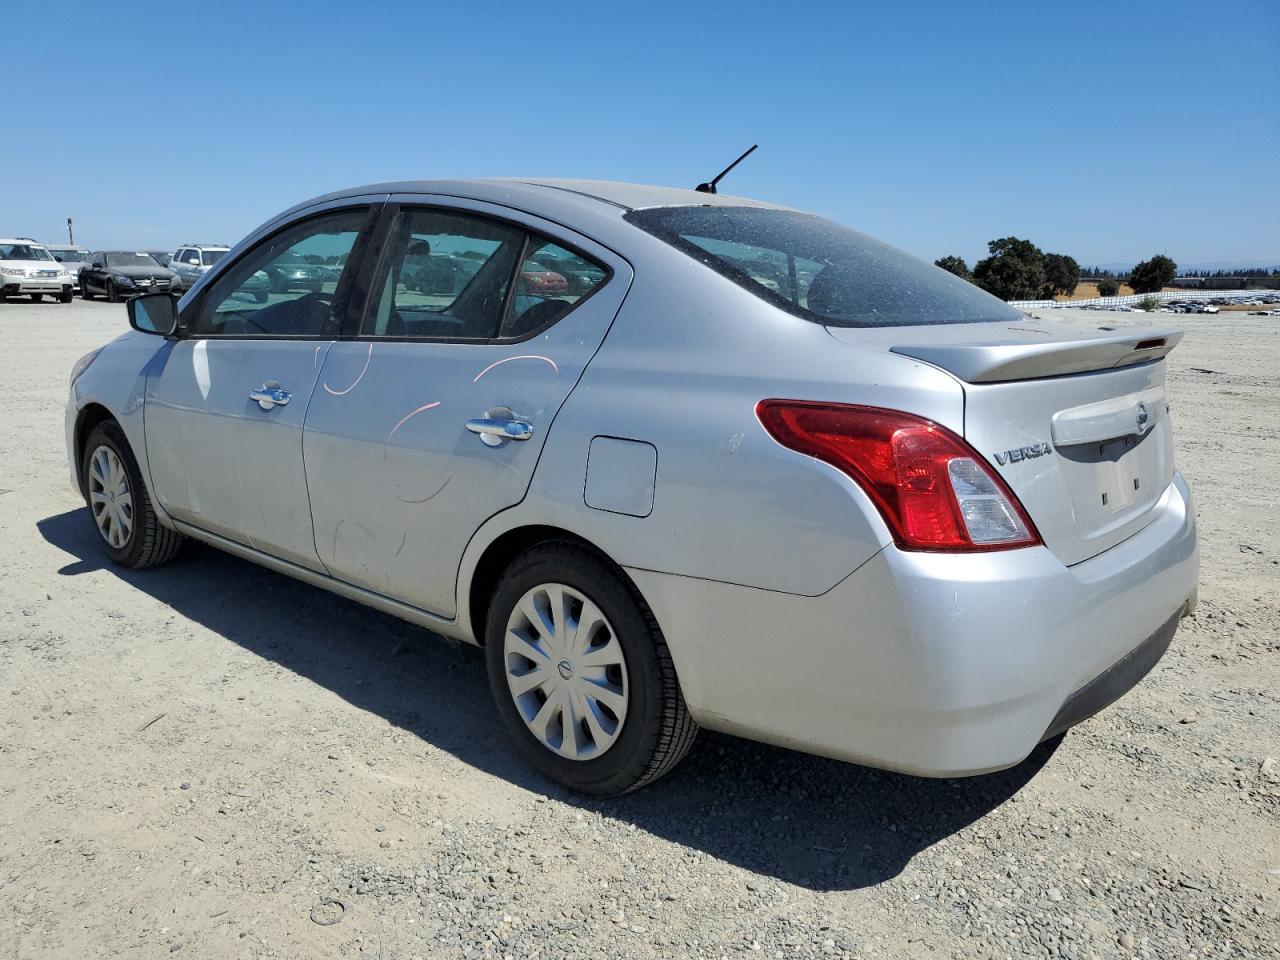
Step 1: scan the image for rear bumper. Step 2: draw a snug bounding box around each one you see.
[1040,608,1180,741]
[629,472,1198,777]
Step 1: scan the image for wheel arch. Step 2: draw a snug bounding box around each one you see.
[73,402,118,492]
[463,523,645,647]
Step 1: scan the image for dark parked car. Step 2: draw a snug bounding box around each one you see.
[80,252,177,302]
[262,251,326,293]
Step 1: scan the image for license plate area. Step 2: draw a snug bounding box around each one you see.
[1058,426,1168,541]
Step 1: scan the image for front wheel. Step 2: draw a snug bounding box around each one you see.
[60,288,73,303]
[81,421,183,569]
[105,280,120,303]
[484,542,697,796]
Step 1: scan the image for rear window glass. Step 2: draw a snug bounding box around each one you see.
[624,206,1023,328]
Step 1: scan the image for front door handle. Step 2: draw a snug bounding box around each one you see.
[465,417,534,445]
[250,384,291,410]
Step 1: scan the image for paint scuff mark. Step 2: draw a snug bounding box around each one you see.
[395,476,451,505]
[472,354,559,383]
[385,401,441,446]
[323,342,373,396]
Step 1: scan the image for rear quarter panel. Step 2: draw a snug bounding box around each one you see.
[459,242,968,618]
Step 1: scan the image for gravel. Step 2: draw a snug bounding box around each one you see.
[0,299,1276,958]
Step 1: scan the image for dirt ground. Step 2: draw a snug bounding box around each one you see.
[1,298,1277,960]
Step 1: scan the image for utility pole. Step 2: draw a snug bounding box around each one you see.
[67,218,74,245]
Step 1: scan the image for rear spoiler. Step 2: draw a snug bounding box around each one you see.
[891,330,1183,384]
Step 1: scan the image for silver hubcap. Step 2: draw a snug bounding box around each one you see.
[503,582,628,761]
[88,445,134,549]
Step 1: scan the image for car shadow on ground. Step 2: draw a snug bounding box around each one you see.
[38,507,1060,892]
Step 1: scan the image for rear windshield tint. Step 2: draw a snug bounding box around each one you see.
[624,206,1023,328]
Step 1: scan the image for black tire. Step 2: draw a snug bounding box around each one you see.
[81,280,94,300]
[81,420,183,569]
[30,293,43,302]
[60,288,74,304]
[484,542,697,796]
[106,280,120,303]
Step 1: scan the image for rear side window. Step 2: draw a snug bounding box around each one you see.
[500,237,609,338]
[362,208,525,340]
[625,206,1023,328]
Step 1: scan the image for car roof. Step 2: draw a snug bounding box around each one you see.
[0,237,48,245]
[274,178,793,225]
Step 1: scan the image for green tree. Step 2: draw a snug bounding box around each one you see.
[1128,255,1177,294]
[934,255,971,279]
[972,237,1046,301]
[1097,277,1120,297]
[1041,253,1081,298]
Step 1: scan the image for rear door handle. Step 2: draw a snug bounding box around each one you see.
[250,384,291,410]
[465,417,534,445]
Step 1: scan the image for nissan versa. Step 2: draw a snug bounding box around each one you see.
[65,180,1199,796]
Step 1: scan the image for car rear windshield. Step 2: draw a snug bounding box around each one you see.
[201,249,228,266]
[624,206,1023,328]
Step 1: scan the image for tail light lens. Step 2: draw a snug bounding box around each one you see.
[756,400,1040,552]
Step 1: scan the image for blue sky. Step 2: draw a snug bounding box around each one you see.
[9,0,1278,268]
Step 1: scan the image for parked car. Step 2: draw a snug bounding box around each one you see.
[168,245,230,293]
[46,244,91,292]
[79,251,177,302]
[0,238,74,302]
[261,250,327,293]
[517,259,568,296]
[65,179,1199,796]
[146,251,172,268]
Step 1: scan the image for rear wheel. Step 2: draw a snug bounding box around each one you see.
[81,421,183,569]
[484,542,697,796]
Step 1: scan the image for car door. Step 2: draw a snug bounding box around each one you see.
[85,253,104,293]
[303,197,630,617]
[175,248,197,288]
[144,201,380,571]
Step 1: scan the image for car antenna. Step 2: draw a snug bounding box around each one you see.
[695,144,758,195]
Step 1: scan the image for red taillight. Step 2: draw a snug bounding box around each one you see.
[756,400,1041,552]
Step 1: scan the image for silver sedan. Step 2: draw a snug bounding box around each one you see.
[65,179,1199,795]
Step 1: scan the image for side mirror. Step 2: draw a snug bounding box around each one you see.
[128,293,178,336]
[187,258,200,265]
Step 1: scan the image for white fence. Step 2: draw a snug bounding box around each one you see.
[1010,289,1273,310]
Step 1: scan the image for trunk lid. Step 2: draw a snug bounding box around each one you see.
[827,316,1181,565]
